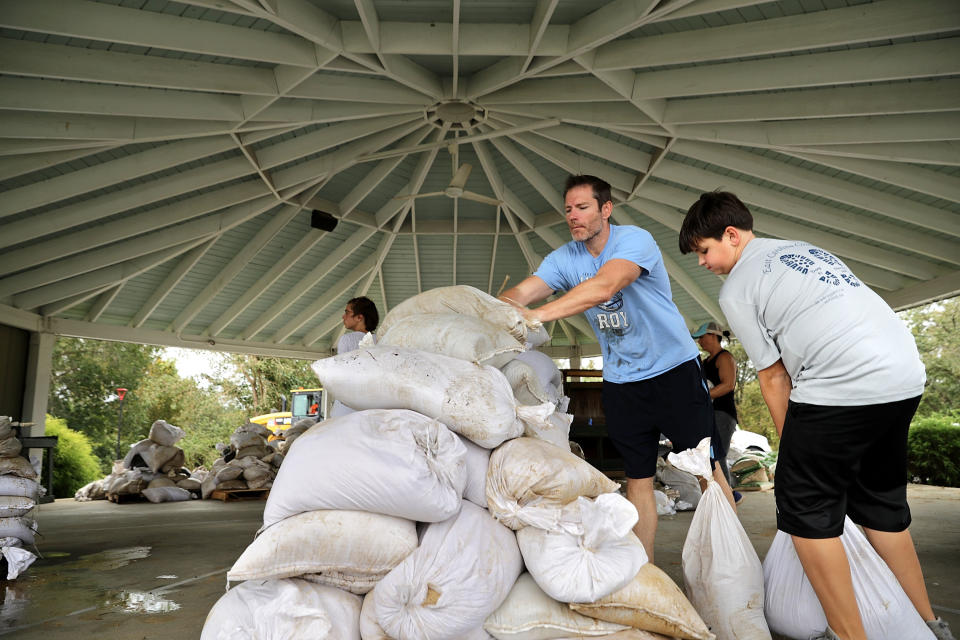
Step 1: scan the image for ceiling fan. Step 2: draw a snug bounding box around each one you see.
[393,163,502,206]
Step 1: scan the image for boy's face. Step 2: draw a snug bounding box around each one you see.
[693,230,739,275]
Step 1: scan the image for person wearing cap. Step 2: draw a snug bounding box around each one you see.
[692,321,743,505]
[678,191,952,640]
[499,174,736,564]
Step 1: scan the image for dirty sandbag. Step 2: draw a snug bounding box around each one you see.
[142,486,192,503]
[74,479,106,502]
[176,478,201,492]
[378,284,541,343]
[229,510,417,594]
[160,449,185,474]
[231,429,266,451]
[500,359,560,407]
[669,438,770,640]
[0,437,22,458]
[148,420,185,447]
[657,458,701,510]
[378,313,524,368]
[235,445,270,459]
[459,435,491,508]
[0,416,13,440]
[313,346,542,449]
[122,439,152,469]
[517,493,647,604]
[763,516,934,640]
[262,409,466,527]
[374,500,523,640]
[0,516,38,546]
[201,578,361,640]
[0,477,41,502]
[522,410,571,450]
[1,546,37,579]
[510,350,563,401]
[0,497,35,519]
[484,572,629,639]
[146,477,176,489]
[570,563,714,640]
[486,437,619,531]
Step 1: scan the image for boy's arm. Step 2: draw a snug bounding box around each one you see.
[756,359,792,436]
[510,259,640,323]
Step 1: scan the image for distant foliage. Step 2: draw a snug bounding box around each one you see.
[44,415,101,498]
[907,413,960,488]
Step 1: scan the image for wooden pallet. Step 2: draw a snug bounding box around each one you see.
[106,492,145,504]
[210,488,270,502]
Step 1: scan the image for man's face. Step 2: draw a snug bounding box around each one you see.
[341,304,363,331]
[693,232,738,275]
[564,185,610,243]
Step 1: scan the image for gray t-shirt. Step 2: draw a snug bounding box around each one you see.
[720,238,925,406]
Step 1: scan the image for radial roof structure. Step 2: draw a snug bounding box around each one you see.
[1,0,958,358]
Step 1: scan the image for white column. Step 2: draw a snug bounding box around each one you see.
[21,331,55,474]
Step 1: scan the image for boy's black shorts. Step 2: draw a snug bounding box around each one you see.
[602,358,720,479]
[775,395,921,539]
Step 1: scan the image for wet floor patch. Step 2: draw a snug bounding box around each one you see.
[60,546,151,571]
[107,589,181,614]
[155,575,177,580]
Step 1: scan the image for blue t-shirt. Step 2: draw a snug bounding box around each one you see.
[535,225,699,383]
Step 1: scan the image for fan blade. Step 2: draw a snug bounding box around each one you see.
[449,163,473,190]
[391,192,443,201]
[460,191,501,206]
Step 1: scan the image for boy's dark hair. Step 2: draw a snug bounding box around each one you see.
[679,191,754,254]
[348,296,379,332]
[564,175,612,209]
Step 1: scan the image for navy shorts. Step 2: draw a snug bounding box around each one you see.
[602,358,720,479]
[775,395,921,539]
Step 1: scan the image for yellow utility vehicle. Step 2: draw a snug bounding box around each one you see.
[250,388,325,439]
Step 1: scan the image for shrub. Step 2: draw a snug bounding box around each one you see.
[907,413,960,488]
[44,415,103,498]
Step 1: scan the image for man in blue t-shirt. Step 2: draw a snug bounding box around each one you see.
[499,174,735,562]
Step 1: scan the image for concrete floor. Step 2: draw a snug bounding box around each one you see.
[1,485,957,639]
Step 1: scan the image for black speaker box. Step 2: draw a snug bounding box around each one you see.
[311,209,339,232]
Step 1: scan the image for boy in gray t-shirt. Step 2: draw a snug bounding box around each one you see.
[678,192,952,640]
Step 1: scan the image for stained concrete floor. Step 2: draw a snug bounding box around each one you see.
[1,485,957,639]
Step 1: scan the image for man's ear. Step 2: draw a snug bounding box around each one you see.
[601,200,613,220]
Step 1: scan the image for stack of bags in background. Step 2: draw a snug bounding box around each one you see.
[0,416,40,579]
[203,285,713,640]
[200,422,282,499]
[730,451,777,492]
[75,420,201,503]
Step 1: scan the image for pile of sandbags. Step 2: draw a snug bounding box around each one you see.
[75,419,199,503]
[205,286,712,640]
[730,450,777,491]
[201,422,282,499]
[0,417,40,579]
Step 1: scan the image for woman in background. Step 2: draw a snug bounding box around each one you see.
[329,296,379,418]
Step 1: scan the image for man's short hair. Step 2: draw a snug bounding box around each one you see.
[564,175,612,209]
[679,191,754,254]
[348,296,379,332]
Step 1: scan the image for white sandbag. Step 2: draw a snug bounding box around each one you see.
[229,510,417,595]
[0,496,34,518]
[362,589,495,640]
[524,324,551,349]
[312,346,552,449]
[501,356,562,408]
[379,313,524,368]
[122,439,152,469]
[124,439,178,473]
[0,455,38,480]
[763,516,934,640]
[374,500,523,640]
[231,430,266,451]
[657,458,701,510]
[201,578,361,640]
[141,486,192,503]
[148,419,185,446]
[460,436,491,508]
[516,351,562,390]
[0,516,37,546]
[517,494,648,603]
[669,438,770,640]
[524,411,571,450]
[75,478,106,501]
[0,436,22,458]
[263,410,466,528]
[0,476,41,501]
[160,448,185,473]
[569,563,715,640]
[486,437,619,531]
[105,469,146,495]
[484,573,628,640]
[379,285,541,343]
[1,546,37,580]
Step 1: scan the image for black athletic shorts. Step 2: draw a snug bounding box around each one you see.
[775,395,921,539]
[602,358,720,479]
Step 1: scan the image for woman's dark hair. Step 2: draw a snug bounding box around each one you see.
[679,191,754,254]
[348,296,379,332]
[564,174,612,209]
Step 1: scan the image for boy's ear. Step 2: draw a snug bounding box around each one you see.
[724,226,742,245]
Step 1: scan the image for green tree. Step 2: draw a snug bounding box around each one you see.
[47,337,160,471]
[44,415,101,498]
[902,297,960,417]
[206,354,318,416]
[135,357,246,468]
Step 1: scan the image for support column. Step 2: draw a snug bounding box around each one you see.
[21,331,55,474]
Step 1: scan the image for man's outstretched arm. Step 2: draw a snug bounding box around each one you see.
[499,275,555,308]
[501,259,640,323]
